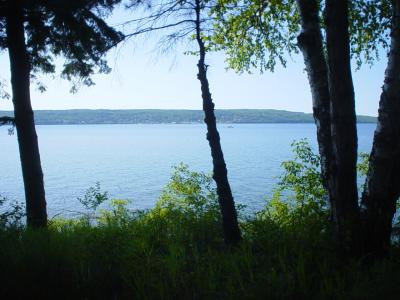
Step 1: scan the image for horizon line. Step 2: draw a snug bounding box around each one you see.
[0,108,377,117]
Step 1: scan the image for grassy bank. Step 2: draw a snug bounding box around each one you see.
[1,204,399,299]
[1,142,399,299]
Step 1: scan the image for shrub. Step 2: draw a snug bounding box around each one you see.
[258,139,328,231]
[153,163,220,221]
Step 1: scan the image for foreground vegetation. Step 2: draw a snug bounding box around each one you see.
[1,141,399,299]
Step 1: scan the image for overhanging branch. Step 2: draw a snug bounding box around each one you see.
[0,116,15,126]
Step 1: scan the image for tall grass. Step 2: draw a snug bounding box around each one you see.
[0,143,399,299]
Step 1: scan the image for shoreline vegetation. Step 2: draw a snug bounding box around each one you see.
[0,109,376,125]
[1,142,399,299]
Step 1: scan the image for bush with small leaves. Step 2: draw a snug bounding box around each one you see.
[153,163,220,221]
[259,139,328,232]
[77,182,109,222]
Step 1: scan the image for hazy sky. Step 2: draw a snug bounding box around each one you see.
[0,8,388,116]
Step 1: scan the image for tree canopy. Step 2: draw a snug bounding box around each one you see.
[0,0,124,91]
[0,0,124,227]
[210,0,392,73]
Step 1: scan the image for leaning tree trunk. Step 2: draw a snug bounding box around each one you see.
[6,5,47,227]
[360,0,400,257]
[296,0,335,220]
[325,0,359,252]
[194,0,241,245]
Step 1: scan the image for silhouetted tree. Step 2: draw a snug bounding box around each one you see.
[212,0,399,257]
[125,0,241,245]
[295,0,334,223]
[194,0,241,245]
[360,0,400,257]
[0,0,123,227]
[324,0,360,253]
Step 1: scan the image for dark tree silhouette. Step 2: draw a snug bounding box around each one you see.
[361,0,400,257]
[125,0,241,245]
[194,0,241,245]
[296,0,400,257]
[5,5,47,227]
[0,0,123,227]
[324,0,360,252]
[211,0,399,257]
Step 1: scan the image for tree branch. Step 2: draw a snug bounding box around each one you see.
[124,19,196,39]
[0,116,15,126]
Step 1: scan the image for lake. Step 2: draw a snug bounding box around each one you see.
[0,123,376,216]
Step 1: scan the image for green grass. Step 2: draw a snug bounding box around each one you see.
[1,144,399,299]
[0,206,399,300]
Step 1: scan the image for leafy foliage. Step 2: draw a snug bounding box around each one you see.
[97,199,134,226]
[259,139,400,244]
[0,0,124,92]
[154,163,220,220]
[211,0,392,73]
[75,182,139,226]
[78,181,109,212]
[349,0,392,69]
[357,152,370,177]
[211,0,299,73]
[259,139,328,233]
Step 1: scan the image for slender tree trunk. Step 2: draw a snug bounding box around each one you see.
[194,0,241,245]
[324,0,359,251]
[6,4,47,228]
[296,0,335,220]
[360,0,400,257]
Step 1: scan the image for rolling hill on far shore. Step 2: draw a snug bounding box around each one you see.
[0,109,376,125]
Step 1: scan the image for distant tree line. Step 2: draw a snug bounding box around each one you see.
[0,109,378,124]
[0,0,399,261]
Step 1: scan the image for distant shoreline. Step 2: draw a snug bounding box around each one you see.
[0,109,377,125]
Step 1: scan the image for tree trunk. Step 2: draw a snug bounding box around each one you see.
[194,0,241,245]
[325,0,359,251]
[360,0,400,257]
[6,4,47,228]
[296,0,335,220]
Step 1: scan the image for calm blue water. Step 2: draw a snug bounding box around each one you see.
[0,124,376,215]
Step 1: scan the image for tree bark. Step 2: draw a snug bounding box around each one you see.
[361,0,400,257]
[296,0,335,220]
[6,4,47,228]
[194,0,241,245]
[325,0,359,251]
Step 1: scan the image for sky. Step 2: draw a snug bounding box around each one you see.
[0,8,388,116]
